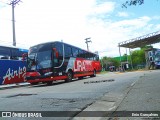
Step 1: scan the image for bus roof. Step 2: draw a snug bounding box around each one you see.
[0,45,28,52]
[0,45,17,48]
[30,41,98,55]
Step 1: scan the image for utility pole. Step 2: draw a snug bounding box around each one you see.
[85,37,91,51]
[9,0,21,46]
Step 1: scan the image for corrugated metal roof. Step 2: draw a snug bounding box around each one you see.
[119,31,160,48]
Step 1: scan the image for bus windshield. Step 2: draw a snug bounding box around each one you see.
[28,50,52,70]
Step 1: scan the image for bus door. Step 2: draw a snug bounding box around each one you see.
[52,43,65,76]
[52,48,59,76]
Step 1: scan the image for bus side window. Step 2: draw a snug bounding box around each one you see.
[1,56,9,59]
[82,50,86,58]
[11,48,19,60]
[11,56,19,60]
[93,54,96,60]
[88,53,92,60]
[65,45,72,57]
[83,51,87,59]
[72,47,78,57]
[96,55,99,61]
[0,47,11,59]
[77,50,84,58]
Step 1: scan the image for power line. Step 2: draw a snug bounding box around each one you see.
[9,0,22,7]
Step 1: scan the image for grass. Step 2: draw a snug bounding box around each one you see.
[100,71,108,74]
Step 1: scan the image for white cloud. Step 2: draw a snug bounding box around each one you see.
[117,12,129,17]
[152,16,160,20]
[155,24,160,30]
[0,0,160,57]
[110,16,151,29]
[92,1,115,14]
[85,15,156,57]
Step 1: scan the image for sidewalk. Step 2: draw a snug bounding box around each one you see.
[73,70,160,120]
[109,70,160,119]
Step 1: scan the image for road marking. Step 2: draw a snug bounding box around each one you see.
[131,81,136,87]
[108,106,116,111]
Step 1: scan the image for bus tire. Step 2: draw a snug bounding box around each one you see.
[90,70,96,77]
[65,71,73,82]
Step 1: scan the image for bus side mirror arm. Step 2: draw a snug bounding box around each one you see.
[22,53,28,61]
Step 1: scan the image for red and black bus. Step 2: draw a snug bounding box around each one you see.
[25,41,101,85]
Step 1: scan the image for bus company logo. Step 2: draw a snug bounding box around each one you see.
[2,112,11,117]
[2,67,26,84]
[74,60,92,72]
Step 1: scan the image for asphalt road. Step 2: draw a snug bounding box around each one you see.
[0,70,159,120]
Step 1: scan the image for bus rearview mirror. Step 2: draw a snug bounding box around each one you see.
[22,53,28,61]
[53,48,59,58]
[56,51,59,58]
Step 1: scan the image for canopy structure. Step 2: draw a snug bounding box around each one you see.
[118,30,160,70]
[119,31,160,48]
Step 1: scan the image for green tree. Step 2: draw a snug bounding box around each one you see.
[130,45,153,68]
[110,58,120,68]
[140,45,153,50]
[122,0,158,8]
[131,49,145,66]
[100,56,120,70]
[122,0,144,8]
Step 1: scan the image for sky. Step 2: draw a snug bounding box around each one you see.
[0,0,160,58]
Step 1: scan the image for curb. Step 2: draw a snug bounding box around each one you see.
[72,93,125,120]
[0,82,30,90]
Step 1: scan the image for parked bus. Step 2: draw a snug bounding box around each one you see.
[25,41,101,85]
[0,45,28,85]
[147,48,160,69]
[154,49,160,69]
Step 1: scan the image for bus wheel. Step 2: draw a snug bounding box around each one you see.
[90,70,96,77]
[66,71,73,82]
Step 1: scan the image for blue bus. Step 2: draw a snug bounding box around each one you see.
[154,49,160,69]
[0,45,28,85]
